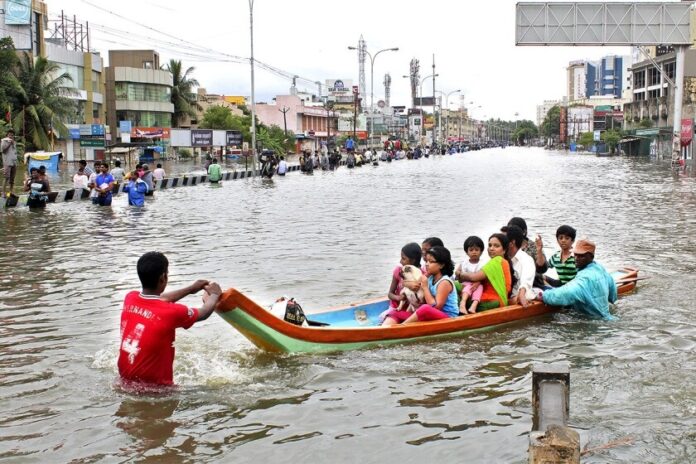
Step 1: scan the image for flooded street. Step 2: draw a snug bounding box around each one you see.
[0,148,694,463]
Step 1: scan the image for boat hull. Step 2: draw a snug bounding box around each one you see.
[215,268,638,353]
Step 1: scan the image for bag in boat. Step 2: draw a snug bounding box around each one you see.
[269,297,329,327]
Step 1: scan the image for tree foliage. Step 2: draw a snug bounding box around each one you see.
[512,120,538,145]
[163,59,200,128]
[9,53,76,151]
[602,128,622,153]
[541,106,561,137]
[579,132,595,147]
[638,117,652,128]
[0,37,18,119]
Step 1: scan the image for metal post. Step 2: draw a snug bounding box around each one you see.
[370,54,374,149]
[432,54,437,145]
[248,0,258,177]
[672,45,686,167]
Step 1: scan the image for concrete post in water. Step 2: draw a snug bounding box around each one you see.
[529,362,579,464]
[671,45,687,167]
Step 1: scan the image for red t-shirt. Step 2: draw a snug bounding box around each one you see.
[118,291,199,385]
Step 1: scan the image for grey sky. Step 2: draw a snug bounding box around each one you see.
[53,0,633,121]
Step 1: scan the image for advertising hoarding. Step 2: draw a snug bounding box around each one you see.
[5,0,31,25]
[191,129,213,147]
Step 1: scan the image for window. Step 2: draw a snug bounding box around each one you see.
[91,71,99,92]
[143,61,153,69]
[56,64,85,90]
[116,110,171,127]
[648,89,660,99]
[635,92,646,101]
[114,82,171,102]
[633,70,645,88]
[664,62,675,81]
[648,67,660,86]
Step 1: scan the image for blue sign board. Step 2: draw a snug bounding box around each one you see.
[119,121,132,133]
[91,124,105,136]
[69,128,81,140]
[5,0,31,25]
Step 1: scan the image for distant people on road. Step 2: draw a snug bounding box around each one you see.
[23,167,49,208]
[123,171,149,207]
[2,129,18,197]
[208,158,222,183]
[541,239,617,319]
[95,162,115,206]
[277,155,287,176]
[153,163,166,181]
[111,160,125,183]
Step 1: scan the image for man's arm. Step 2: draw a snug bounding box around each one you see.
[197,283,222,321]
[542,276,585,307]
[161,279,209,302]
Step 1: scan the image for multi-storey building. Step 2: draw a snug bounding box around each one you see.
[105,50,174,136]
[568,55,631,102]
[537,100,560,127]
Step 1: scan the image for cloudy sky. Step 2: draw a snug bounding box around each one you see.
[50,0,634,121]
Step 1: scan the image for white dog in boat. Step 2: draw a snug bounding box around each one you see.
[398,265,425,312]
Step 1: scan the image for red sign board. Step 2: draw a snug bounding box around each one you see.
[681,119,692,146]
[356,131,368,140]
[131,127,171,139]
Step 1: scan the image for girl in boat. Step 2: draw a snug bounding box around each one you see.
[459,233,515,311]
[382,246,458,325]
[383,243,423,321]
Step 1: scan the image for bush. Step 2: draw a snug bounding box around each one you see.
[177,148,192,158]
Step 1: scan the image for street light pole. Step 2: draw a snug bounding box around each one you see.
[436,89,461,144]
[248,0,258,176]
[348,45,398,149]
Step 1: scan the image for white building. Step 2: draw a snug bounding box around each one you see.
[537,100,560,127]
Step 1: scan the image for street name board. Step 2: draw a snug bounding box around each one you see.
[636,128,659,136]
[191,129,213,147]
[80,138,106,147]
[226,130,243,147]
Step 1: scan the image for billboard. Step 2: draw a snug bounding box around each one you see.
[5,0,31,25]
[131,127,171,139]
[226,130,243,147]
[224,96,246,106]
[326,79,354,103]
[191,129,213,147]
[413,97,435,107]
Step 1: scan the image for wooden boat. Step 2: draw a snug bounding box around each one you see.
[215,268,639,353]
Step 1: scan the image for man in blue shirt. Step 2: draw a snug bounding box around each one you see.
[345,136,355,153]
[94,162,115,206]
[541,239,617,320]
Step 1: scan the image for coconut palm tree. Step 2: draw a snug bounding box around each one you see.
[163,59,201,127]
[9,53,76,151]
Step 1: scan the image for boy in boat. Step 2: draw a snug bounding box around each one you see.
[118,252,222,386]
[544,225,578,287]
[541,239,617,320]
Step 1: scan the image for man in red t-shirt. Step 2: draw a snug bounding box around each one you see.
[118,251,222,385]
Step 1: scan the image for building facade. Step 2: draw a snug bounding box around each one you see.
[537,100,560,127]
[105,50,174,135]
[177,89,245,129]
[0,0,47,57]
[568,55,631,102]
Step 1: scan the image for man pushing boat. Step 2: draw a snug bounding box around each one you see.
[118,252,222,386]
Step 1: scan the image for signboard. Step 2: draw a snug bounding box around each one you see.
[636,128,659,136]
[90,124,105,136]
[325,79,354,102]
[414,97,435,107]
[681,118,693,146]
[191,129,213,147]
[226,130,243,147]
[131,127,170,139]
[80,138,106,148]
[593,130,601,142]
[223,96,246,106]
[119,120,132,134]
[5,0,31,25]
[69,128,81,140]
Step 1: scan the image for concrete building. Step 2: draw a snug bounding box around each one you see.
[568,55,631,102]
[623,49,696,158]
[45,40,105,125]
[105,50,174,136]
[254,95,338,152]
[537,100,560,127]
[567,61,586,101]
[177,89,245,128]
[0,0,47,57]
[440,108,475,142]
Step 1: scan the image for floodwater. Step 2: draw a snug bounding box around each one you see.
[0,148,694,463]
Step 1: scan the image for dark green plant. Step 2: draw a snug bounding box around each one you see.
[163,59,201,127]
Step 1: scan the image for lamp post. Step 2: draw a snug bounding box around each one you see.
[418,73,438,145]
[436,89,461,144]
[348,45,398,148]
[248,0,258,176]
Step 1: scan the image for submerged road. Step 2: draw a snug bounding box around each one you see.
[0,147,693,462]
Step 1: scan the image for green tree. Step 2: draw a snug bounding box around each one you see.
[163,59,200,127]
[579,131,595,147]
[541,106,561,138]
[0,37,18,120]
[9,54,76,151]
[199,105,235,129]
[602,128,622,153]
[512,120,538,145]
[638,118,652,128]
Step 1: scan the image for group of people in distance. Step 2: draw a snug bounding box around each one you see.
[382,216,618,326]
[71,159,160,208]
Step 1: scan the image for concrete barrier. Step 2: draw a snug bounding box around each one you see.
[528,362,579,464]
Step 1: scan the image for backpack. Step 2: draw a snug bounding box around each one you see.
[283,298,307,326]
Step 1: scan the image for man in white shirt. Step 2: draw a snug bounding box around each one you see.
[276,156,287,176]
[72,167,89,190]
[506,225,536,308]
[153,163,166,181]
[1,129,17,197]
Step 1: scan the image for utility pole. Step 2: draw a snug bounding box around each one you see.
[248,0,258,176]
[279,106,289,137]
[432,54,437,146]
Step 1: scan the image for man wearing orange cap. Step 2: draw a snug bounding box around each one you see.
[541,239,617,319]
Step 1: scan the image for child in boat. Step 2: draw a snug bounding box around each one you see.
[455,236,485,314]
[384,242,423,318]
[544,225,577,287]
[458,233,515,310]
[401,246,459,323]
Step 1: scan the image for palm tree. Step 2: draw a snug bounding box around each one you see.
[163,59,201,127]
[9,53,76,151]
